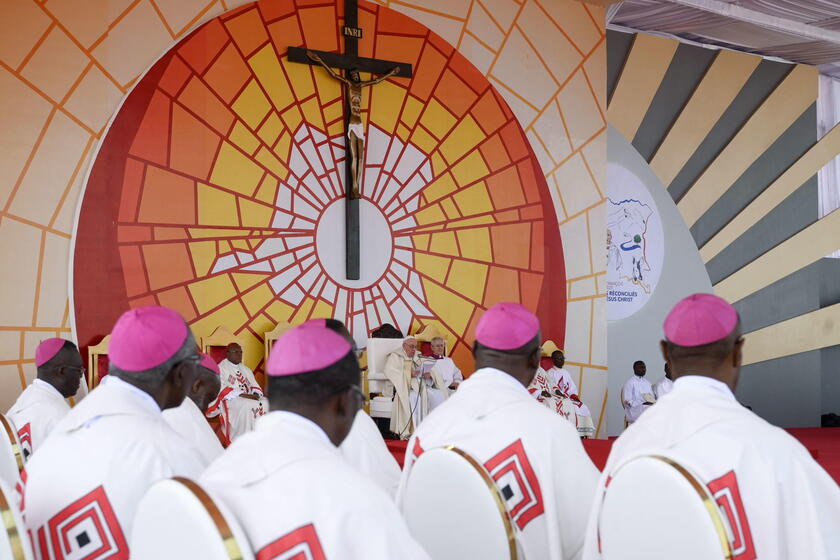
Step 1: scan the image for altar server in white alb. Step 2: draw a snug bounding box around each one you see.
[428,336,463,390]
[652,362,674,399]
[305,318,402,499]
[23,306,205,560]
[384,337,447,438]
[201,324,430,559]
[399,303,599,560]
[6,338,82,460]
[621,360,655,424]
[207,343,268,442]
[583,294,840,559]
[162,353,223,467]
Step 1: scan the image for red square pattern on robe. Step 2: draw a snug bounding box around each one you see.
[257,523,327,560]
[36,485,128,560]
[483,439,545,529]
[17,422,32,461]
[707,470,756,560]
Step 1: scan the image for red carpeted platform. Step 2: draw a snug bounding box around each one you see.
[385,428,840,484]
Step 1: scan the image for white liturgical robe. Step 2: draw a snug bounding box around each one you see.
[528,368,594,438]
[384,350,447,438]
[201,411,430,559]
[430,356,463,387]
[209,358,268,441]
[652,376,673,399]
[162,397,223,468]
[339,409,401,499]
[399,368,599,560]
[621,375,654,424]
[23,376,204,560]
[583,376,840,560]
[6,378,69,460]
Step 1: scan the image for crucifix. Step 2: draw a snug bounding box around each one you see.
[288,0,412,281]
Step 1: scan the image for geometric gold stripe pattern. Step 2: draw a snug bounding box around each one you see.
[650,49,761,188]
[742,302,840,366]
[676,64,818,228]
[607,33,678,142]
[701,122,840,262]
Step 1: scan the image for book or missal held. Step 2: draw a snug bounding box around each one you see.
[642,392,656,404]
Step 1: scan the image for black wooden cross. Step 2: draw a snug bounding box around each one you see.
[288,0,412,281]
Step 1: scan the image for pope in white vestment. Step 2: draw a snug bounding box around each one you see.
[383,337,447,438]
[23,307,205,560]
[584,294,840,559]
[621,361,655,424]
[162,353,223,468]
[399,304,599,560]
[202,323,430,560]
[6,339,82,460]
[208,343,268,442]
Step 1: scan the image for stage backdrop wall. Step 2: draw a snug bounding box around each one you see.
[0,0,609,434]
[606,29,840,431]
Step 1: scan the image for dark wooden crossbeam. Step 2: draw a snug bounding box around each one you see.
[287,47,413,79]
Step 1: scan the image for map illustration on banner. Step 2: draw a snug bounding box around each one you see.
[606,163,663,321]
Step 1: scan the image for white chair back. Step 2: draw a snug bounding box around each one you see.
[0,415,24,488]
[597,454,732,560]
[402,446,519,560]
[0,477,34,560]
[131,477,254,560]
[365,339,405,419]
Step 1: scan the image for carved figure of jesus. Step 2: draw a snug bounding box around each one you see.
[307,50,400,199]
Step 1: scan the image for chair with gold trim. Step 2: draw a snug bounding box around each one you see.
[0,477,34,560]
[201,327,245,365]
[87,335,111,391]
[0,415,24,488]
[263,322,293,362]
[596,453,733,560]
[414,324,446,358]
[540,340,561,372]
[402,446,521,560]
[131,477,254,560]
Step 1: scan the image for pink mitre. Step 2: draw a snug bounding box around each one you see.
[475,302,540,351]
[664,293,738,347]
[268,324,352,376]
[198,353,220,375]
[110,306,189,372]
[35,338,68,367]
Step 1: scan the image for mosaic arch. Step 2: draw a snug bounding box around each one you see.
[73,0,567,376]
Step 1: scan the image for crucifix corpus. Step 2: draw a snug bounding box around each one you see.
[287,0,412,281]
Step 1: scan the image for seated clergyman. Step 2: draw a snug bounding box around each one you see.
[206,343,268,441]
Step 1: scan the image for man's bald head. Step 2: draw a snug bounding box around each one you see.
[226,343,243,365]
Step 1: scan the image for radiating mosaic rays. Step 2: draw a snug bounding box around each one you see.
[74,0,566,377]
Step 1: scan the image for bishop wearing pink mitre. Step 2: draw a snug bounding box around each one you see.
[583,294,840,560]
[201,323,430,559]
[6,338,82,460]
[23,307,205,560]
[398,303,599,560]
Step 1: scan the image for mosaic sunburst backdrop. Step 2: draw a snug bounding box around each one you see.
[73,0,567,375]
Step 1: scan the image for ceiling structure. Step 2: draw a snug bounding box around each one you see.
[607,0,840,79]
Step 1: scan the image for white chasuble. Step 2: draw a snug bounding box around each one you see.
[201,411,430,560]
[528,368,594,438]
[384,351,447,438]
[399,368,599,560]
[23,376,204,560]
[162,397,224,468]
[339,409,401,499]
[209,359,268,441]
[621,375,654,424]
[583,376,840,560]
[6,378,70,460]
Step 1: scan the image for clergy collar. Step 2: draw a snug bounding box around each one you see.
[32,378,66,401]
[100,374,162,412]
[673,375,736,401]
[475,367,532,395]
[260,410,332,446]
